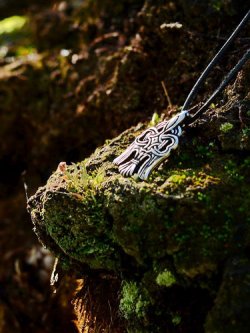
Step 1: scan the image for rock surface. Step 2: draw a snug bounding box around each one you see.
[29,62,250,332]
[1,0,249,332]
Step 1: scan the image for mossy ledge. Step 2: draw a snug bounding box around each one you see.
[28,69,250,332]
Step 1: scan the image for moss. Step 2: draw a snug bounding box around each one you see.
[167,173,187,185]
[30,103,250,332]
[159,169,220,195]
[119,281,150,321]
[223,159,245,182]
[195,142,216,160]
[60,161,106,194]
[242,126,250,135]
[211,0,223,11]
[172,314,182,326]
[241,127,250,141]
[35,138,250,280]
[27,3,250,330]
[156,270,176,287]
[46,224,117,270]
[220,122,234,134]
[42,183,119,270]
[31,125,250,280]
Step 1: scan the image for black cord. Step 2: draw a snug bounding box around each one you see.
[188,48,250,122]
[182,9,250,113]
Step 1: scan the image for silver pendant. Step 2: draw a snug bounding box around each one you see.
[114,111,189,180]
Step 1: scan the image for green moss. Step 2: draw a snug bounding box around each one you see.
[64,161,105,193]
[242,127,250,141]
[46,218,117,270]
[224,160,245,182]
[44,161,118,270]
[156,270,176,287]
[40,144,250,280]
[161,169,220,195]
[196,142,216,159]
[63,162,89,192]
[26,2,250,331]
[172,314,182,326]
[119,281,150,321]
[212,0,223,11]
[220,122,234,134]
[167,174,187,185]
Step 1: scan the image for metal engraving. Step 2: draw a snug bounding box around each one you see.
[113,111,188,180]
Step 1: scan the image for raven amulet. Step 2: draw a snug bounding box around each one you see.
[113,111,189,180]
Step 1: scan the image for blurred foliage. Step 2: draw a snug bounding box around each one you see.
[0,15,27,34]
[0,15,36,57]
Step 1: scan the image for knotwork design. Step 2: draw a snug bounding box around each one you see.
[114,11,250,181]
[114,111,188,180]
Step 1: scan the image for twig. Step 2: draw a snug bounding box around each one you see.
[161,81,173,108]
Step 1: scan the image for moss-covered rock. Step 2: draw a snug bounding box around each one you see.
[1,0,248,332]
[29,60,250,331]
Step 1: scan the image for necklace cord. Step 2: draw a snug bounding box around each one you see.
[186,48,250,123]
[181,10,250,114]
